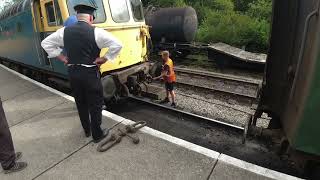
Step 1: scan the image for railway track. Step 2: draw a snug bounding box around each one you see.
[129,95,246,130]
[127,95,250,142]
[174,67,262,102]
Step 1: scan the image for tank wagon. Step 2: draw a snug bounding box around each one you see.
[252,0,320,178]
[145,6,198,43]
[0,0,150,101]
[145,6,199,57]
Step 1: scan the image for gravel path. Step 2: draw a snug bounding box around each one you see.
[175,88,270,128]
[175,92,250,127]
[154,81,270,128]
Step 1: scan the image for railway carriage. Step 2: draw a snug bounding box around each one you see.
[253,0,320,178]
[0,0,150,100]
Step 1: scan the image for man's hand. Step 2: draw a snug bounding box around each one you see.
[153,71,168,81]
[94,57,107,66]
[57,54,68,65]
[153,75,163,81]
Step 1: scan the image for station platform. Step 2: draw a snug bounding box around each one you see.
[0,64,301,180]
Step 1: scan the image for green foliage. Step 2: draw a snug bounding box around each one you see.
[143,0,186,7]
[232,0,256,12]
[190,0,234,23]
[196,0,234,12]
[213,0,235,11]
[247,0,272,21]
[196,10,270,52]
[143,0,272,52]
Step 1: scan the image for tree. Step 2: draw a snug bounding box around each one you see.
[232,0,256,12]
[247,0,272,21]
[0,0,21,13]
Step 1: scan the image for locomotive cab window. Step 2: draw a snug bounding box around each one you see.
[109,0,130,23]
[45,2,56,26]
[54,0,63,26]
[130,0,144,21]
[44,0,63,27]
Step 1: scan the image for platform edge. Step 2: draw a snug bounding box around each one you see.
[218,154,304,180]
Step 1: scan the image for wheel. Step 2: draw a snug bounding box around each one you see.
[101,75,117,101]
[278,138,290,156]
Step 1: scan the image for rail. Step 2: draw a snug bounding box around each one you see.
[128,95,249,143]
[174,67,262,101]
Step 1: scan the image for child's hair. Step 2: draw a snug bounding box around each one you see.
[161,51,170,57]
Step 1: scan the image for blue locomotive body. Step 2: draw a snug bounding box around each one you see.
[0,0,67,78]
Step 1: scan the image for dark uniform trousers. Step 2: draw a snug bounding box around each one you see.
[68,66,104,140]
[0,98,15,170]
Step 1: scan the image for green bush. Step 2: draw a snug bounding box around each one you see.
[190,0,234,23]
[247,0,272,21]
[232,0,256,12]
[143,0,186,7]
[196,10,270,52]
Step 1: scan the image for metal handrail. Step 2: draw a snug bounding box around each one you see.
[289,1,320,101]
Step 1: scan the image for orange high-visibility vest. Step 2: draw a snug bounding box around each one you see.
[163,58,176,83]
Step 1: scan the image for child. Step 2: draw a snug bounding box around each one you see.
[153,51,177,107]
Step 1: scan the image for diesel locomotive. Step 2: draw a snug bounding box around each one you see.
[0,0,150,101]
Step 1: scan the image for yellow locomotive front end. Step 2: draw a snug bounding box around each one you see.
[35,0,151,101]
[49,0,152,101]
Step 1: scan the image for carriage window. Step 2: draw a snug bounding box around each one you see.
[130,0,144,21]
[45,2,56,26]
[67,0,106,24]
[109,0,130,23]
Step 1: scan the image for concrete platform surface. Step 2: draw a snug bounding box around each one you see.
[0,65,302,180]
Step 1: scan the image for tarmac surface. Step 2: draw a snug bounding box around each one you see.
[0,64,301,180]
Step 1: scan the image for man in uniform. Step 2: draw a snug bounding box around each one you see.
[0,98,27,174]
[153,51,177,107]
[41,1,123,143]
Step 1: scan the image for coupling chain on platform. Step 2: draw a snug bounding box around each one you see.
[97,121,147,152]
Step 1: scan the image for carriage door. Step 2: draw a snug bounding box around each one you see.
[39,0,63,68]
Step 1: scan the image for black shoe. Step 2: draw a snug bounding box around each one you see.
[171,102,177,108]
[4,162,27,174]
[160,98,170,104]
[93,130,109,144]
[85,131,91,138]
[15,152,22,161]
